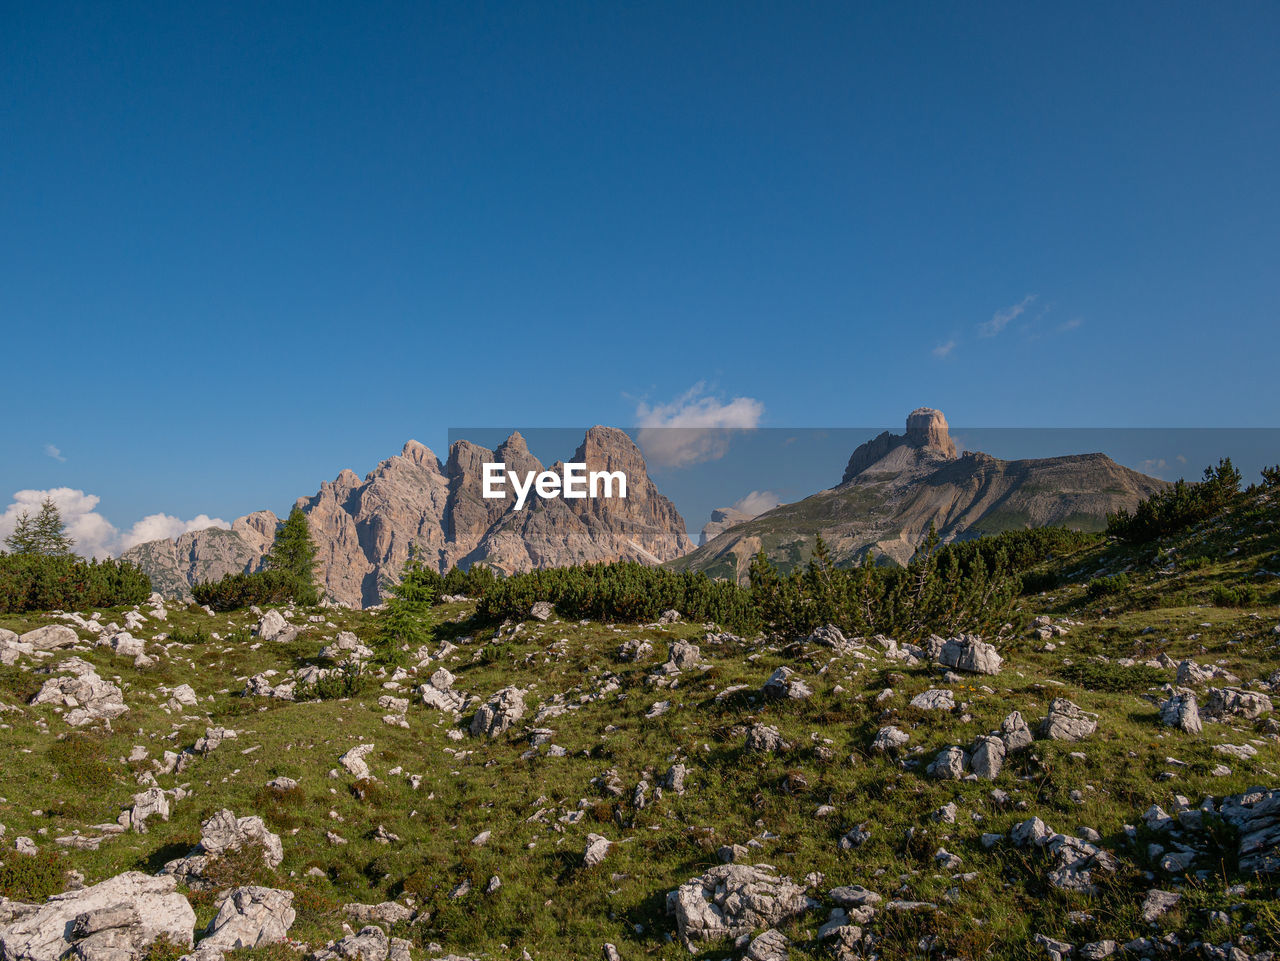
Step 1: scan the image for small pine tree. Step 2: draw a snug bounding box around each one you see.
[264,507,319,605]
[377,549,436,663]
[4,497,75,557]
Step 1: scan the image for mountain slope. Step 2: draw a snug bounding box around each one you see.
[673,408,1165,582]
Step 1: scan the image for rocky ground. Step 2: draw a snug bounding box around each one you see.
[2,491,1280,960]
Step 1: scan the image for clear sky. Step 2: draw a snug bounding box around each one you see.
[2,2,1277,553]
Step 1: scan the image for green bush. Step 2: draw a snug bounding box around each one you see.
[1210,583,1259,607]
[1107,459,1242,543]
[1059,661,1166,693]
[748,528,1020,639]
[478,561,759,631]
[168,624,210,644]
[477,525,1037,640]
[0,553,151,613]
[193,570,301,612]
[1086,573,1131,600]
[294,662,366,701]
[0,849,65,900]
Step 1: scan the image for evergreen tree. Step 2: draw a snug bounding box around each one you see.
[264,507,319,605]
[3,497,75,557]
[377,548,436,662]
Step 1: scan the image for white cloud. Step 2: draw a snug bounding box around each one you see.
[1057,317,1083,333]
[634,383,765,468]
[932,339,956,359]
[44,444,66,462]
[0,488,228,560]
[121,513,231,551]
[978,294,1037,338]
[730,490,783,517]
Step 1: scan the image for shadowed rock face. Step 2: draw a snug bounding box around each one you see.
[700,507,752,546]
[671,408,1166,583]
[128,429,692,608]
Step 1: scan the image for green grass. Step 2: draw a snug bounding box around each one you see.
[0,490,1278,957]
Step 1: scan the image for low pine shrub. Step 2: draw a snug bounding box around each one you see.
[0,554,151,613]
[1086,573,1131,600]
[193,570,302,612]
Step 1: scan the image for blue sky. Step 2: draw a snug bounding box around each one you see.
[2,2,1277,552]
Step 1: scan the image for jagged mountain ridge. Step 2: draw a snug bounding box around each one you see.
[124,427,693,608]
[671,408,1167,583]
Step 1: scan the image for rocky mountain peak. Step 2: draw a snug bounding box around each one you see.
[399,439,440,471]
[841,408,959,484]
[905,407,957,458]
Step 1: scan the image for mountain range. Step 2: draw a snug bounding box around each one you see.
[124,427,692,607]
[125,410,1164,605]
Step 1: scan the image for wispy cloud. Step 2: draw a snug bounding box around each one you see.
[1057,317,1083,333]
[978,294,1037,338]
[0,488,229,559]
[634,382,764,468]
[932,339,957,359]
[730,490,783,517]
[44,444,66,463]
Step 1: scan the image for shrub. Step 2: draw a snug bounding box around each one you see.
[1086,573,1131,600]
[0,850,65,900]
[293,662,366,701]
[1107,459,1242,543]
[1059,661,1166,693]
[0,554,151,613]
[1210,583,1259,607]
[478,561,759,631]
[168,625,210,644]
[193,570,300,612]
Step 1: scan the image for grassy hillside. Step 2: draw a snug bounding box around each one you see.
[1,485,1278,959]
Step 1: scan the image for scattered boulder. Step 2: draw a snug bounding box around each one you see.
[1140,889,1180,923]
[469,687,526,738]
[1000,711,1034,752]
[617,639,653,662]
[909,689,954,711]
[340,744,376,779]
[309,925,392,961]
[162,810,283,887]
[0,872,194,961]
[666,864,817,947]
[762,667,812,701]
[197,886,296,955]
[745,723,788,753]
[1203,687,1273,721]
[932,634,1002,675]
[118,788,170,833]
[254,610,294,642]
[584,834,611,867]
[1158,690,1202,734]
[30,658,128,727]
[19,625,80,652]
[1041,699,1098,742]
[927,746,969,780]
[970,735,1006,780]
[871,726,909,753]
[744,928,789,961]
[1176,659,1238,686]
[530,601,554,622]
